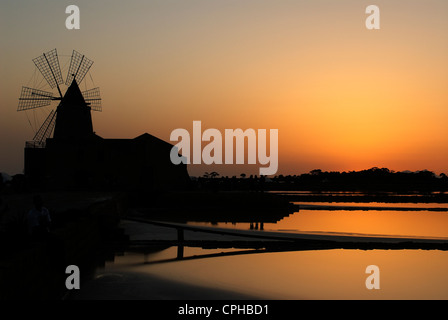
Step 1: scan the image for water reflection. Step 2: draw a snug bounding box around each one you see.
[73,246,448,300]
[293,202,448,209]
[268,191,448,196]
[72,196,448,300]
[189,209,448,239]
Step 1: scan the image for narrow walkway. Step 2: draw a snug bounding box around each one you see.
[123,217,448,251]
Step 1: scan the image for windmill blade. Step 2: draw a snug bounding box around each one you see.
[66,50,94,86]
[18,86,54,111]
[82,87,102,111]
[32,49,63,91]
[33,109,56,143]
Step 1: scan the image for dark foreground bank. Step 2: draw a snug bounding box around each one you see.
[0,192,128,299]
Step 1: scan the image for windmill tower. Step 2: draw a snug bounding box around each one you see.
[18,49,190,190]
[18,49,101,147]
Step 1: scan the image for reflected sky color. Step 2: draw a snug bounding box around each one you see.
[189,208,448,238]
[294,202,448,208]
[95,246,448,300]
[77,212,448,300]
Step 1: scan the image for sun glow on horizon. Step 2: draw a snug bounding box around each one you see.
[1,0,448,176]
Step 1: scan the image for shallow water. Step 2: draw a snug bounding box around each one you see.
[293,201,448,208]
[82,246,448,300]
[80,199,448,300]
[268,191,448,196]
[188,207,448,239]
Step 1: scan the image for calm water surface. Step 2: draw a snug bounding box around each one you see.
[84,198,448,300]
[88,246,448,299]
[189,206,448,239]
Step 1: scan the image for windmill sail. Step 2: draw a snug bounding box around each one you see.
[66,50,94,86]
[82,87,102,111]
[33,109,56,142]
[32,49,63,91]
[25,109,57,148]
[18,48,103,146]
[18,86,54,111]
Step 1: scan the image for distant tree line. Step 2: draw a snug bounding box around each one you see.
[194,167,448,192]
[2,167,448,193]
[269,167,448,192]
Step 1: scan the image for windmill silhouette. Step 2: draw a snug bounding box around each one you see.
[18,49,101,147]
[19,49,190,190]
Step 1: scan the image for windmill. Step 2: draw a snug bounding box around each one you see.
[18,49,102,147]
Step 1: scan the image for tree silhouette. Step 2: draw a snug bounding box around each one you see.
[209,171,220,179]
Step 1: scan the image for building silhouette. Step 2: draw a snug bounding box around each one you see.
[24,80,189,190]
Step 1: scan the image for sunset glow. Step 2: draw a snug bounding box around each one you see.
[1,0,448,176]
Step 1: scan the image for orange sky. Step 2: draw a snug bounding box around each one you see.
[1,0,448,176]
